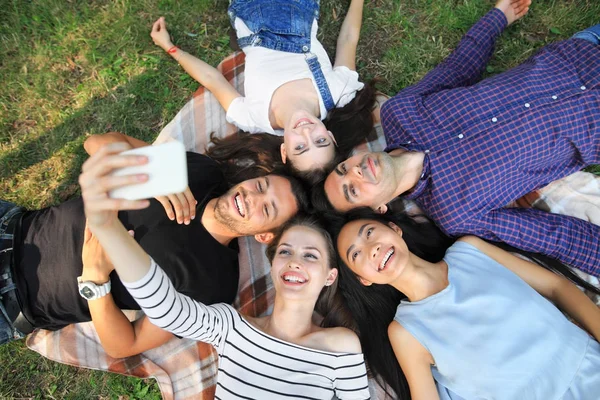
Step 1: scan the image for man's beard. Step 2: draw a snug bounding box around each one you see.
[213,190,249,236]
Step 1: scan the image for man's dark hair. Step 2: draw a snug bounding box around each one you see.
[271,171,310,215]
[310,179,335,213]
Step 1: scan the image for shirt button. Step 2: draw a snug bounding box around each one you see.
[580,85,586,90]
[491,117,498,123]
[551,95,558,100]
[424,150,430,154]
[524,103,530,108]
[458,134,464,139]
[302,45,309,52]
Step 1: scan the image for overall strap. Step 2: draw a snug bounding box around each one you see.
[305,53,335,112]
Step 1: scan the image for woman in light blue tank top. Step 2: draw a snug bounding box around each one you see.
[331,210,600,400]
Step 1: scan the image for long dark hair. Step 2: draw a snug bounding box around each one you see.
[205,82,376,185]
[205,131,284,186]
[325,80,377,158]
[324,209,452,399]
[325,208,600,399]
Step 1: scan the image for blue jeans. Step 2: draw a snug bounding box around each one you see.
[0,200,26,345]
[228,0,319,53]
[227,0,335,111]
[572,23,600,45]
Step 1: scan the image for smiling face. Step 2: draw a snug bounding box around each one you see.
[270,225,338,301]
[282,111,336,172]
[324,152,399,212]
[214,175,299,236]
[337,219,410,286]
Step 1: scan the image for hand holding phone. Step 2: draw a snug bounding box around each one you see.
[109,141,188,201]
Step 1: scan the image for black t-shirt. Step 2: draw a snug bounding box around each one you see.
[14,152,239,330]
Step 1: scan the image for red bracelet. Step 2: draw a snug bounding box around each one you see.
[167,46,179,54]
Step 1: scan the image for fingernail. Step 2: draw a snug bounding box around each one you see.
[169,215,174,220]
[185,220,190,225]
[191,215,195,220]
[138,156,148,162]
[137,174,148,181]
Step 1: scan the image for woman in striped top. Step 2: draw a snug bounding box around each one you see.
[78,145,371,399]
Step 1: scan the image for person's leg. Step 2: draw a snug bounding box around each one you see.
[572,24,600,45]
[0,200,26,345]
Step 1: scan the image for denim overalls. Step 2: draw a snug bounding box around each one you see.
[228,0,335,111]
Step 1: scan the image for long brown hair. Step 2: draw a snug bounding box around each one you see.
[205,131,284,185]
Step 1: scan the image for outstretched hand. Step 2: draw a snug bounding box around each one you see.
[79,142,150,230]
[151,16,174,52]
[495,0,531,26]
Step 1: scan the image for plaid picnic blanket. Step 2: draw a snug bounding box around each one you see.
[26,52,600,400]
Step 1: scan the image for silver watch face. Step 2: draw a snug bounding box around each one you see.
[79,285,96,300]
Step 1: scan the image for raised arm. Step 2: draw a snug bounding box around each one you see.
[467,207,600,278]
[405,0,530,96]
[333,0,365,70]
[388,321,439,400]
[79,143,229,346]
[84,133,196,224]
[81,225,173,358]
[151,17,242,111]
[459,236,600,342]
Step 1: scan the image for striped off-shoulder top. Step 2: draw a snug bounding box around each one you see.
[123,259,371,400]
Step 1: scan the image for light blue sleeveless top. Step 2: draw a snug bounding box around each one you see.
[394,241,600,400]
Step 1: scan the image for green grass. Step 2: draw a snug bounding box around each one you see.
[1,341,161,399]
[1,0,599,397]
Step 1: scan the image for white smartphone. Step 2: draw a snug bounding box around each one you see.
[109,141,188,200]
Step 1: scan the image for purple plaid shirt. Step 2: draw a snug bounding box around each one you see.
[381,8,600,276]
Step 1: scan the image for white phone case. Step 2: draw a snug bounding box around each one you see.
[109,141,188,200]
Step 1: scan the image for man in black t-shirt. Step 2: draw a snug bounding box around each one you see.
[0,134,306,356]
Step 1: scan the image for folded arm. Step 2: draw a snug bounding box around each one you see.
[79,143,227,345]
[81,227,173,358]
[459,236,600,342]
[333,0,365,70]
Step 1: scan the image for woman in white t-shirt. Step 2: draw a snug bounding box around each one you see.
[150,0,375,176]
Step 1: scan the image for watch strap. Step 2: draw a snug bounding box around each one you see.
[77,276,112,300]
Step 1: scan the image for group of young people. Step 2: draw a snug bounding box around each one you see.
[1,0,599,398]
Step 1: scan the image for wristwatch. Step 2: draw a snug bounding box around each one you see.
[77,276,112,300]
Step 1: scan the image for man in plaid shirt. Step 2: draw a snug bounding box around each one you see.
[322,0,600,276]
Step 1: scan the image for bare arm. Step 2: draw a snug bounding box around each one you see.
[84,132,148,156]
[333,0,365,70]
[84,132,196,224]
[388,321,439,400]
[88,297,173,358]
[151,17,241,111]
[460,236,600,342]
[81,226,173,358]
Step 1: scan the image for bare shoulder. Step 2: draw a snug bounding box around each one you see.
[388,320,412,344]
[388,321,433,364]
[319,326,362,354]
